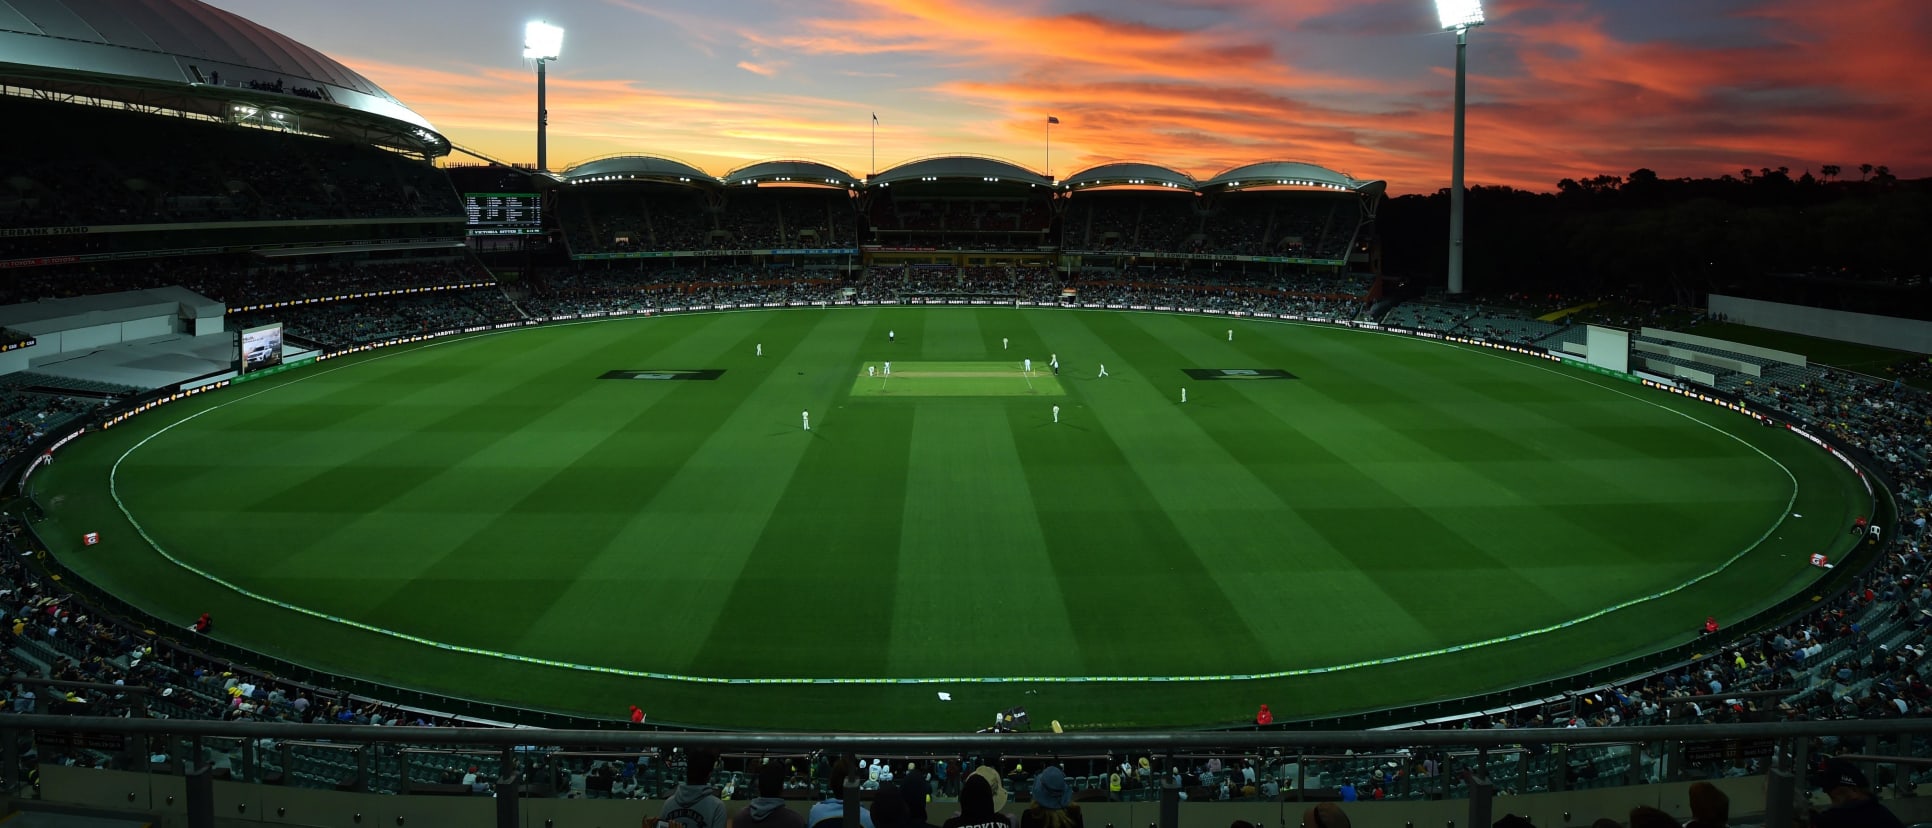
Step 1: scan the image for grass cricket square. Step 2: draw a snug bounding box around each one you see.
[849,360,1068,397]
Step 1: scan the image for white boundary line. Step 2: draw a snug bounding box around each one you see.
[93,306,1829,685]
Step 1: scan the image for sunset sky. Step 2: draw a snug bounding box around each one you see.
[207,0,1932,194]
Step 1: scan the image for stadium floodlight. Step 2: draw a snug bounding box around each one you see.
[1435,0,1484,31]
[523,20,563,60]
[1435,0,1482,294]
[524,21,564,171]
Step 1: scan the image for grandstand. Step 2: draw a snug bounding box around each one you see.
[2,1,1932,826]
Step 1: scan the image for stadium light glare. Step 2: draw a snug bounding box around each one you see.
[1435,0,1484,31]
[523,21,564,60]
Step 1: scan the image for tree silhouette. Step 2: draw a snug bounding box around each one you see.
[1821,164,1841,181]
[1860,163,1874,180]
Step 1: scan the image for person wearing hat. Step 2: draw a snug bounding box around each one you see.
[1807,757,1904,828]
[942,766,1011,828]
[1019,766,1081,828]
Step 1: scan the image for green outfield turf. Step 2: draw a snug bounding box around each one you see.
[33,307,1870,730]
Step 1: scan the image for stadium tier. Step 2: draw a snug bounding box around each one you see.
[3,7,1932,828]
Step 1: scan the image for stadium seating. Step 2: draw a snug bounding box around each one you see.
[0,96,461,233]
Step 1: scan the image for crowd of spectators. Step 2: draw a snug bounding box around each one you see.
[0,390,93,467]
[7,280,1932,820]
[559,188,861,255]
[0,256,493,309]
[0,96,461,231]
[228,290,521,348]
[1062,194,1358,260]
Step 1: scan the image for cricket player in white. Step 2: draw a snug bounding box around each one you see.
[883,361,891,376]
[868,365,875,377]
[1098,364,1108,377]
[756,343,763,356]
[889,330,896,342]
[1003,337,1009,350]
[1053,405,1060,423]
[1227,329,1233,341]
[1050,354,1058,369]
[802,410,810,430]
[1024,358,1032,374]
[1181,388,1188,403]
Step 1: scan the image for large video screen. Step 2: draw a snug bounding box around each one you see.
[240,323,284,373]
[464,192,543,236]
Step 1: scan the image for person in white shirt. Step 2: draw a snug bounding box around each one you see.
[802,410,810,431]
[884,361,891,376]
[1024,358,1032,374]
[1052,405,1060,423]
[1098,364,1108,377]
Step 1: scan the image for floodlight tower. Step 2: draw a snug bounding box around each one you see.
[1436,0,1483,295]
[524,21,564,172]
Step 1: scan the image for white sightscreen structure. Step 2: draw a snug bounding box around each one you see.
[1586,325,1630,374]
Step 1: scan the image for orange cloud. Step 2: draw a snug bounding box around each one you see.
[333,0,1931,193]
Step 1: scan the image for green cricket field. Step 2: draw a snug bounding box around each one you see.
[32,307,1868,730]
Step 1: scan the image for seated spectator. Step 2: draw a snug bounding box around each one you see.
[1299,803,1349,828]
[662,748,729,828]
[1684,781,1727,828]
[1019,767,1080,828]
[942,768,1010,828]
[809,757,876,828]
[1807,758,1905,828]
[730,761,805,828]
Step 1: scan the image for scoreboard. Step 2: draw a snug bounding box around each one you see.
[463,192,542,235]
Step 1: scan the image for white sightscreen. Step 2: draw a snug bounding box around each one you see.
[1586,325,1630,374]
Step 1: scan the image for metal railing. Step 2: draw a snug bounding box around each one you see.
[10,716,1932,828]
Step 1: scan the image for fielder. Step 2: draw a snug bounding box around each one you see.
[1053,405,1060,424]
[1024,358,1032,374]
[883,361,892,376]
[1181,388,1188,403]
[868,365,876,377]
[1002,337,1009,350]
[1098,364,1108,377]
[1227,329,1233,341]
[756,343,763,356]
[889,330,896,342]
[802,410,810,431]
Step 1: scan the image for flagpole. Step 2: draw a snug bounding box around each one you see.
[870,113,877,179]
[1046,118,1051,181]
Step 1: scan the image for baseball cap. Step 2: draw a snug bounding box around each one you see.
[1808,757,1867,791]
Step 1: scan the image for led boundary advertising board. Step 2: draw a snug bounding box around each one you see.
[463,192,543,236]
[240,323,284,373]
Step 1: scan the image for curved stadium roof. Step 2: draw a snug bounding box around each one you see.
[724,160,858,189]
[0,0,446,155]
[1202,161,1386,195]
[872,156,1051,187]
[562,155,717,186]
[1064,162,1198,191]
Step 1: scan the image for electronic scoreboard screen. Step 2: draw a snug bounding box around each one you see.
[463,192,542,235]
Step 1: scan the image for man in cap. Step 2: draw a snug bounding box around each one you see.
[1807,757,1904,827]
